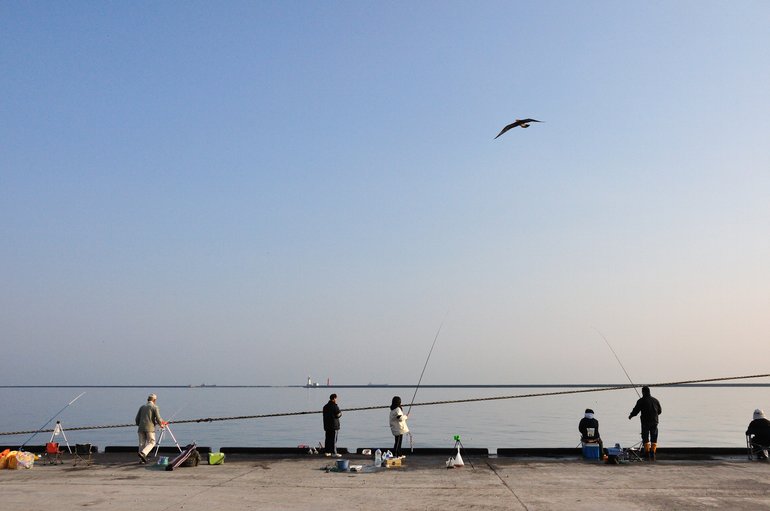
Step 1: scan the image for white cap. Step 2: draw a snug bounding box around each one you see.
[753,409,765,420]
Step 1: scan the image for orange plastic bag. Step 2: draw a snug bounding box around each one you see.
[4,451,18,469]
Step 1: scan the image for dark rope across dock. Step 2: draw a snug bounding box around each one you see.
[1,372,768,437]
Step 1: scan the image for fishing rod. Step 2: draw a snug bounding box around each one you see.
[168,392,195,422]
[407,318,445,415]
[405,316,446,452]
[20,391,85,450]
[594,328,640,398]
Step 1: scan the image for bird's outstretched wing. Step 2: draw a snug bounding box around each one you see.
[494,118,543,139]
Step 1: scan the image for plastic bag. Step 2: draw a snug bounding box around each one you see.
[6,451,19,469]
[15,451,35,469]
[0,448,10,469]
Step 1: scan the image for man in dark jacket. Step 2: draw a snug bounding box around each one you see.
[578,408,604,457]
[746,409,770,460]
[629,386,662,460]
[322,394,342,457]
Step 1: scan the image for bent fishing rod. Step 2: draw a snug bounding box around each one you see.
[594,327,641,398]
[19,391,85,450]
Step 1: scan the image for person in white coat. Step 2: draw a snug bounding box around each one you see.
[389,396,409,457]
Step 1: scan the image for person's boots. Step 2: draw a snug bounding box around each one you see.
[644,442,651,460]
[650,443,657,461]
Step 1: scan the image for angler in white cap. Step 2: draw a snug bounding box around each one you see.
[578,408,604,457]
[746,409,770,459]
[135,393,167,464]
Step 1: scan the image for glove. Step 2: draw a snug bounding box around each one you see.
[628,415,633,420]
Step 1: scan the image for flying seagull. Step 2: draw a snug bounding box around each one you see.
[494,118,543,139]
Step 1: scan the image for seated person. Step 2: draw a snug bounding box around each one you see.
[579,408,604,456]
[746,409,770,459]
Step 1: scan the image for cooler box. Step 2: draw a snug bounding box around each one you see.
[582,443,600,459]
[208,452,225,465]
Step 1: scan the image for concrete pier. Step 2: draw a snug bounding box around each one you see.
[2,452,769,510]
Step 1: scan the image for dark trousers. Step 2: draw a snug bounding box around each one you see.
[750,436,770,459]
[641,423,658,444]
[324,429,337,454]
[393,434,403,456]
[750,440,769,458]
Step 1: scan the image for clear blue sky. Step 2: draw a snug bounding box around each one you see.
[2,1,769,385]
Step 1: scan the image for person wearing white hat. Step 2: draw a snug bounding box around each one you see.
[746,409,770,460]
[135,393,167,464]
[578,408,604,457]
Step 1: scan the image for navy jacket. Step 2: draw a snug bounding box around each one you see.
[579,417,600,441]
[746,418,770,446]
[630,395,662,425]
[323,401,341,431]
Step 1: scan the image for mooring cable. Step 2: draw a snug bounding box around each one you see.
[1,373,769,437]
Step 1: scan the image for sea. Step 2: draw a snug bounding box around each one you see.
[1,385,767,452]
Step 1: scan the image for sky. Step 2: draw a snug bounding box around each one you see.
[2,1,769,386]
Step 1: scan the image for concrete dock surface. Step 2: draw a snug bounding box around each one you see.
[2,452,770,510]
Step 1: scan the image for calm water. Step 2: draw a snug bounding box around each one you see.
[1,386,766,452]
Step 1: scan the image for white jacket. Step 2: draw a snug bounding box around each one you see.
[389,406,409,436]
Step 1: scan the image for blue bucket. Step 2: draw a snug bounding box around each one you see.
[582,444,600,459]
[336,459,349,471]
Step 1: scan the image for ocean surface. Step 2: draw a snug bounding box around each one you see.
[1,386,767,452]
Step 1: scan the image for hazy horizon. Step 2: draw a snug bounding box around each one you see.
[2,1,769,387]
